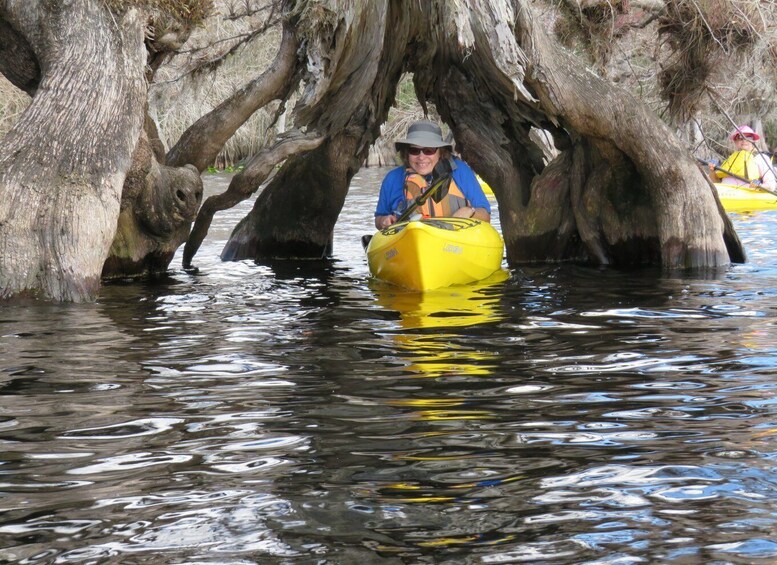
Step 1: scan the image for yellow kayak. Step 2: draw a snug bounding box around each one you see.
[476,174,494,195]
[716,183,777,213]
[366,218,504,291]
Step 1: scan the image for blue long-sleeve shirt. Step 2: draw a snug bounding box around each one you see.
[374,157,491,217]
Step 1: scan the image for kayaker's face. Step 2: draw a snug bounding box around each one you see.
[408,146,440,176]
[734,135,755,150]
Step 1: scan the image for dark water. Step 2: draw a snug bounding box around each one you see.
[2,168,777,564]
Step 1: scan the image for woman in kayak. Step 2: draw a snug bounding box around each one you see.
[708,125,777,190]
[374,120,491,230]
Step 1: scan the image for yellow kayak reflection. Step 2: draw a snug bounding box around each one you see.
[373,271,508,378]
[361,275,514,551]
[372,269,508,330]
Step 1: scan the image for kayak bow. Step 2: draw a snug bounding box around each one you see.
[366,217,504,291]
[715,183,777,213]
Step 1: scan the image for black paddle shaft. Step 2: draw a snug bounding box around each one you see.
[394,173,452,224]
[696,157,777,197]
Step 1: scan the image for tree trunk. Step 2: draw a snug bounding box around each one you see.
[101,127,203,279]
[166,23,301,172]
[519,12,737,268]
[422,0,741,269]
[221,134,361,260]
[218,0,742,269]
[219,0,402,261]
[0,1,147,301]
[100,7,208,281]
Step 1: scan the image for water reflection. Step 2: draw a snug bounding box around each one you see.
[372,270,509,330]
[2,172,777,563]
[372,272,508,382]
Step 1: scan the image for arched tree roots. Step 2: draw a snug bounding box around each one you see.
[216,0,742,271]
[0,0,747,302]
[183,130,325,269]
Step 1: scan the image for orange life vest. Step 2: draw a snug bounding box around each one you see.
[403,171,470,218]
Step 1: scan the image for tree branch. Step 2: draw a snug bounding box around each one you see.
[182,129,324,269]
[166,20,299,171]
[0,19,40,94]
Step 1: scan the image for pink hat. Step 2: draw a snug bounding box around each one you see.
[729,124,760,141]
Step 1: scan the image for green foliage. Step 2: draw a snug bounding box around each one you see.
[206,164,245,173]
[394,79,417,110]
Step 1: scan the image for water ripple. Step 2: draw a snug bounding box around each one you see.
[2,173,777,563]
[540,465,723,488]
[59,418,183,440]
[67,452,192,475]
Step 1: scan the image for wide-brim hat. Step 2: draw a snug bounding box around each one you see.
[729,124,760,141]
[395,120,452,151]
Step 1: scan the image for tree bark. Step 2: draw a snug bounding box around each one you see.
[0,1,147,301]
[219,0,403,261]
[166,22,301,172]
[418,0,742,269]
[221,134,361,260]
[102,127,203,279]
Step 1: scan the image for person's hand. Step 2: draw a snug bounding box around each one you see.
[377,215,396,229]
[708,162,715,171]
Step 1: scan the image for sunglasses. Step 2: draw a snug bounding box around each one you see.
[734,135,753,141]
[407,147,438,156]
